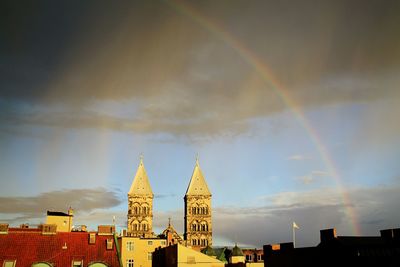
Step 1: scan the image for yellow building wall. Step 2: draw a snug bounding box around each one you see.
[230,256,245,264]
[121,236,167,267]
[246,263,264,267]
[177,244,224,267]
[46,215,72,232]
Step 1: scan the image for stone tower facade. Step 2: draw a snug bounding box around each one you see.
[127,157,154,237]
[184,159,212,249]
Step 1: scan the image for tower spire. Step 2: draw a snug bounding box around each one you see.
[184,159,212,248]
[127,156,154,237]
[185,157,211,196]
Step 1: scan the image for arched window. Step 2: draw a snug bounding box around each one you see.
[88,263,108,267]
[32,263,53,267]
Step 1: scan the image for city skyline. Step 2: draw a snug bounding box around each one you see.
[1,0,400,248]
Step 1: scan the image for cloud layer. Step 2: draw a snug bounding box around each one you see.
[0,188,122,224]
[1,183,399,247]
[213,183,400,247]
[1,1,400,138]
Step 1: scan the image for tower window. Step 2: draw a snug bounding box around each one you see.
[127,259,134,267]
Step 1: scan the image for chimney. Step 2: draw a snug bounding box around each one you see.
[380,229,393,242]
[68,207,74,216]
[320,228,337,243]
[393,228,400,243]
[98,225,115,236]
[263,245,273,257]
[41,224,57,235]
[0,223,9,234]
[20,223,29,229]
[280,242,294,251]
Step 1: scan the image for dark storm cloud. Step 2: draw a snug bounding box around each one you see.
[1,0,400,137]
[0,188,122,221]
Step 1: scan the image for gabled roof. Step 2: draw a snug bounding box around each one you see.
[128,158,153,196]
[0,228,120,266]
[185,159,211,196]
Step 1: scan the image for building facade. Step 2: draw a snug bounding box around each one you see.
[120,236,167,267]
[184,159,212,249]
[152,244,224,267]
[127,157,154,238]
[45,208,73,232]
[263,228,400,267]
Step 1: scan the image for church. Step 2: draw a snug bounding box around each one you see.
[126,156,213,249]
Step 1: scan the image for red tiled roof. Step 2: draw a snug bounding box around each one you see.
[0,229,120,267]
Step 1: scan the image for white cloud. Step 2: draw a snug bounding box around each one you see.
[287,154,310,161]
[295,170,331,185]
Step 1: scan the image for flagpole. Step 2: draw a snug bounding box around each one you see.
[293,223,296,248]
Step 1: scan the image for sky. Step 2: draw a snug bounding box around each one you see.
[1,0,400,248]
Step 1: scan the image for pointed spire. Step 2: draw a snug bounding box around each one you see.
[128,155,153,196]
[185,157,211,196]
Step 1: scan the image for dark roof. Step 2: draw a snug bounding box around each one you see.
[337,236,386,247]
[0,229,119,266]
[47,211,72,217]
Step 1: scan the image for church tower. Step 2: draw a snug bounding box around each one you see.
[184,158,212,249]
[127,157,154,237]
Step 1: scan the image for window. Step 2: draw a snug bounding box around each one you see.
[89,233,96,244]
[32,263,53,267]
[246,255,252,261]
[88,263,107,267]
[187,256,196,264]
[3,260,16,267]
[106,239,113,250]
[126,259,134,267]
[126,241,134,251]
[72,260,83,267]
[148,240,153,245]
[258,254,262,261]
[147,252,152,260]
[161,240,166,246]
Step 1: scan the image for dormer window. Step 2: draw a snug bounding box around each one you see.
[72,260,83,267]
[106,239,113,250]
[3,260,16,267]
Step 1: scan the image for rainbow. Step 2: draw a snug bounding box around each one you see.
[165,0,360,235]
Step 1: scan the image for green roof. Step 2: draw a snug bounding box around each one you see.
[201,245,216,256]
[231,244,244,256]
